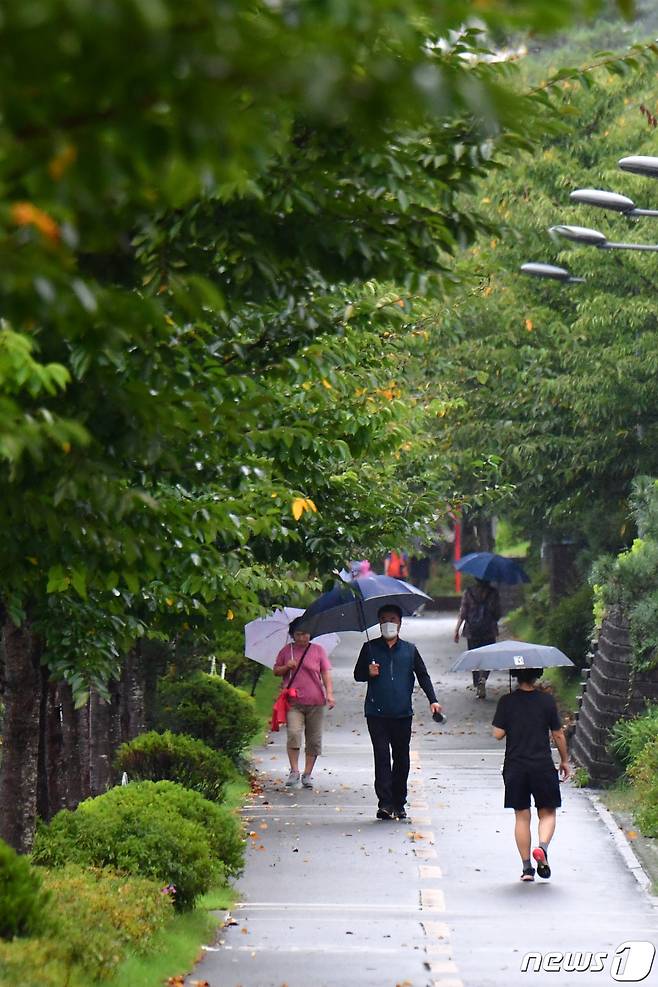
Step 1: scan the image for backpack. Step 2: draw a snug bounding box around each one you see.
[467,588,494,637]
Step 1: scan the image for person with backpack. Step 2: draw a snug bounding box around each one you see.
[453,578,501,699]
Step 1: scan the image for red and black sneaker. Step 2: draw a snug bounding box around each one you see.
[532,847,551,879]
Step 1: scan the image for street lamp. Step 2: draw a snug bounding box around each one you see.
[618,155,658,178]
[520,262,584,283]
[569,188,658,217]
[549,224,658,252]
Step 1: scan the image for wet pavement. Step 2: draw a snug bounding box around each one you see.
[187,614,658,987]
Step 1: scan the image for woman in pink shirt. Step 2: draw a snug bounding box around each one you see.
[273,617,335,790]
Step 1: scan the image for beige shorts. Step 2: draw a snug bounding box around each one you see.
[286,704,325,756]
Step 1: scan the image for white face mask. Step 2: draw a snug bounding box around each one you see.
[380,621,399,640]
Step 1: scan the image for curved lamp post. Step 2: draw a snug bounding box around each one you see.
[569,188,658,217]
[520,262,584,283]
[549,224,658,252]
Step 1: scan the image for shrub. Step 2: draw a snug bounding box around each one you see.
[543,582,594,671]
[628,736,658,837]
[0,839,48,939]
[0,866,171,985]
[609,706,658,769]
[32,782,223,910]
[155,672,260,760]
[114,730,236,801]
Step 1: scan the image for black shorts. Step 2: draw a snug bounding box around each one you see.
[503,762,561,810]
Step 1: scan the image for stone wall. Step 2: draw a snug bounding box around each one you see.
[571,606,658,785]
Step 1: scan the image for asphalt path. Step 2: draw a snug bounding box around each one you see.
[187,613,658,987]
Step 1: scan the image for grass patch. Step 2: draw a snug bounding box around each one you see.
[502,607,542,644]
[103,907,217,987]
[600,779,639,815]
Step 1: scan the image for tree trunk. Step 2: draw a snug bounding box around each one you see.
[89,691,112,796]
[46,682,66,818]
[121,644,145,743]
[0,617,43,852]
[60,683,83,809]
[76,700,91,801]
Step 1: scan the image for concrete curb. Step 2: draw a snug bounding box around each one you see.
[586,790,658,907]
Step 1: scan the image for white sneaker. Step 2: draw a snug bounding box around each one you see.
[285,770,301,788]
[301,773,313,789]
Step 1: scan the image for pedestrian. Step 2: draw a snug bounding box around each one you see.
[384,549,409,580]
[491,668,570,882]
[354,605,442,820]
[453,577,501,699]
[273,617,335,790]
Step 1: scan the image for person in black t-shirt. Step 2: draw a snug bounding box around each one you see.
[492,668,570,883]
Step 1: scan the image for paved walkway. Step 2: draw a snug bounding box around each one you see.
[188,614,658,987]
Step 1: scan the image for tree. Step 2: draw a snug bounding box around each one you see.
[0,0,638,850]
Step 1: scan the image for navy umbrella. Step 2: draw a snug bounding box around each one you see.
[297,574,431,637]
[454,552,529,585]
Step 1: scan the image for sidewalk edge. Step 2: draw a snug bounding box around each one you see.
[585,791,658,908]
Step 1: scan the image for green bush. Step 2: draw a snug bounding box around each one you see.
[32,782,224,910]
[141,780,245,877]
[0,839,48,940]
[543,582,594,671]
[114,730,236,801]
[0,866,171,986]
[628,737,658,837]
[155,672,260,761]
[609,705,658,769]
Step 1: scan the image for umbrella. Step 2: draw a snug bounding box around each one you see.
[244,607,340,669]
[453,551,529,585]
[297,574,431,637]
[449,640,573,673]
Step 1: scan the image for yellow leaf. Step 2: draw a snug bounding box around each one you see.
[62,441,71,454]
[48,144,77,180]
[165,597,174,607]
[11,201,60,242]
[525,319,533,332]
[305,498,317,513]
[26,556,38,565]
[322,378,332,390]
[292,497,306,520]
[227,609,234,621]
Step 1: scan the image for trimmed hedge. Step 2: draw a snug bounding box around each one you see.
[0,866,171,986]
[0,839,48,940]
[155,673,260,761]
[114,730,236,801]
[32,781,243,910]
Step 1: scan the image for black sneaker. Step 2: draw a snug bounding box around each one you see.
[376,806,394,820]
[394,807,407,820]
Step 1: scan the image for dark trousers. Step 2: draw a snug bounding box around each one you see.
[468,637,495,686]
[366,715,412,810]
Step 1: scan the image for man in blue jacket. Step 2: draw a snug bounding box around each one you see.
[354,605,442,820]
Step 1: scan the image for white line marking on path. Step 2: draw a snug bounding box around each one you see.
[419,865,443,879]
[420,889,446,912]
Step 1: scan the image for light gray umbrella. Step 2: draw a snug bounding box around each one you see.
[449,640,573,673]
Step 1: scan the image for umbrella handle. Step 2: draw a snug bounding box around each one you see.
[356,592,373,662]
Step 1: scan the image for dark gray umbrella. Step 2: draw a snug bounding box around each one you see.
[449,640,573,673]
[297,574,431,637]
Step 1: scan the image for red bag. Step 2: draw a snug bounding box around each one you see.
[270,642,310,732]
[270,689,292,732]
